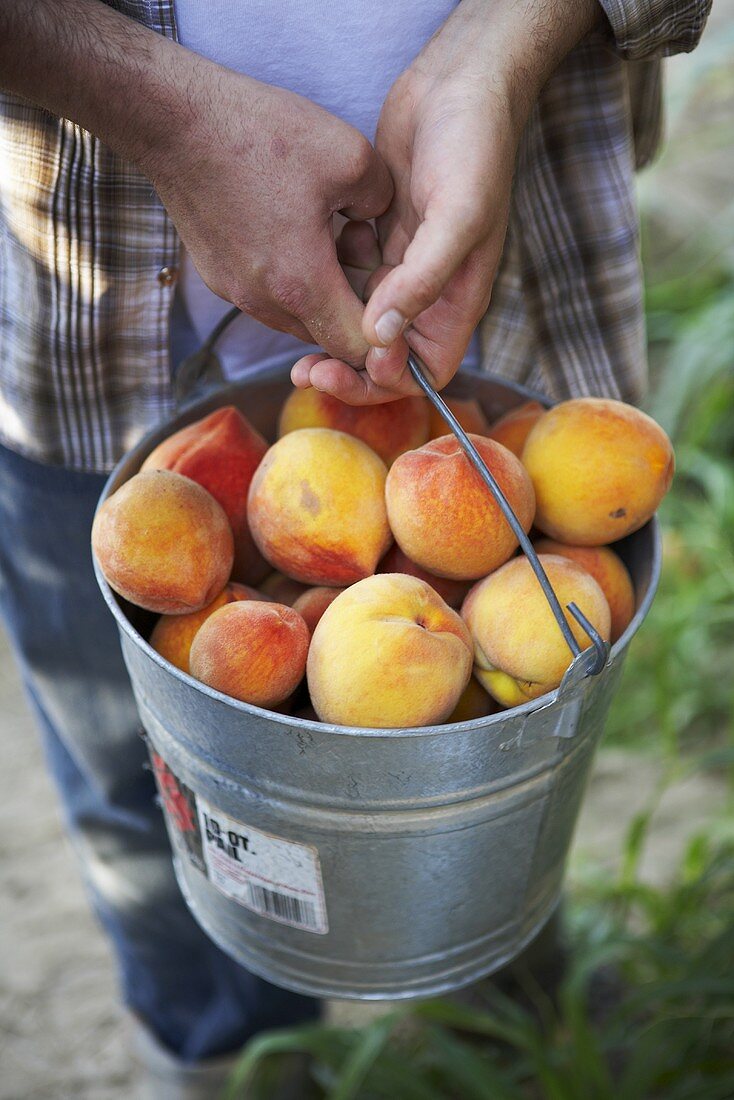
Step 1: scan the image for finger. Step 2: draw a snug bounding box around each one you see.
[362,262,392,302]
[291,352,327,389]
[336,221,382,272]
[283,233,372,367]
[368,242,497,392]
[306,356,420,405]
[362,207,484,346]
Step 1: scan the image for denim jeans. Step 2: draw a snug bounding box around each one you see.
[0,440,318,1061]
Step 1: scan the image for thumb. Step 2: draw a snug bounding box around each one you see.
[362,207,479,346]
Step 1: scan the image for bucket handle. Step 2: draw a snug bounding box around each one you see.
[175,308,607,677]
[407,352,608,677]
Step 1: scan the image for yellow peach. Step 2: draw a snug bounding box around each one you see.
[279,387,429,466]
[533,539,635,643]
[522,398,674,544]
[92,470,234,614]
[307,574,473,728]
[292,586,346,634]
[462,554,611,707]
[142,405,269,585]
[427,397,490,440]
[386,434,535,580]
[150,582,268,673]
[189,602,309,708]
[248,428,391,586]
[487,401,544,457]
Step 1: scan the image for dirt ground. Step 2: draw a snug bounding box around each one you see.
[0,622,728,1100]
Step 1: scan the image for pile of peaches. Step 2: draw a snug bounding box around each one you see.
[92,385,674,728]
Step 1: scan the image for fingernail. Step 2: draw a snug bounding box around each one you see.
[374,309,405,345]
[372,345,391,359]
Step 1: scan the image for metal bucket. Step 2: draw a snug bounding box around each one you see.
[94,360,661,1000]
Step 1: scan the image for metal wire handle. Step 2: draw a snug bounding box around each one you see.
[407,352,608,676]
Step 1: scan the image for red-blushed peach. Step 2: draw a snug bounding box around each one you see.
[522,398,674,545]
[533,539,635,643]
[92,470,234,614]
[377,544,471,608]
[462,554,611,708]
[142,405,269,585]
[278,387,429,466]
[260,571,309,606]
[292,586,346,634]
[385,434,535,580]
[247,428,391,586]
[307,574,473,728]
[150,582,270,673]
[189,602,309,708]
[445,676,500,723]
[487,401,544,457]
[427,397,490,440]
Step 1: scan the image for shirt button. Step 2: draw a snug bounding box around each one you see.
[157,265,178,287]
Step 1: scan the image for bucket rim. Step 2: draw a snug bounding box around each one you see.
[93,366,663,740]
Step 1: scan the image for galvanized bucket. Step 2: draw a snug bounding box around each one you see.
[94,356,661,1000]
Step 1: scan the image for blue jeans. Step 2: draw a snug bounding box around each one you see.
[0,440,318,1060]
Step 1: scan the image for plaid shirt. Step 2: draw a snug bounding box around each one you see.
[0,1,711,472]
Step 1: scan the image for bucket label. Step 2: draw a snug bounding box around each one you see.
[195,796,329,935]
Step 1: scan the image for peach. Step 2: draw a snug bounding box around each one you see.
[260,572,309,606]
[427,397,490,440]
[292,586,346,634]
[462,554,611,708]
[92,470,234,614]
[445,676,500,723]
[522,398,674,545]
[487,401,544,457]
[142,405,269,585]
[150,582,269,673]
[386,434,535,580]
[189,602,309,708]
[533,539,635,643]
[279,387,429,466]
[377,544,471,609]
[307,574,473,728]
[248,428,391,586]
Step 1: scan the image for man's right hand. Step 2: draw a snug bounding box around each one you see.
[1,0,393,367]
[142,67,393,366]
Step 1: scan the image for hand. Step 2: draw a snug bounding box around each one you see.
[292,0,600,403]
[145,64,393,367]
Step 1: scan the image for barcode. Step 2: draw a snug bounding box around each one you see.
[245,883,320,930]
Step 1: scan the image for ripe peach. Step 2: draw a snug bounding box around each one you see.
[522,398,674,545]
[92,470,234,614]
[534,539,635,643]
[462,554,611,708]
[279,387,429,466]
[487,401,544,457]
[292,586,346,634]
[427,397,490,440]
[445,676,500,723]
[189,602,309,708]
[142,405,269,585]
[248,428,391,586]
[150,582,269,674]
[260,572,309,606]
[386,434,535,580]
[377,544,471,609]
[307,574,473,728]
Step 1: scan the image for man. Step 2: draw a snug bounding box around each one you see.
[0,0,711,1096]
